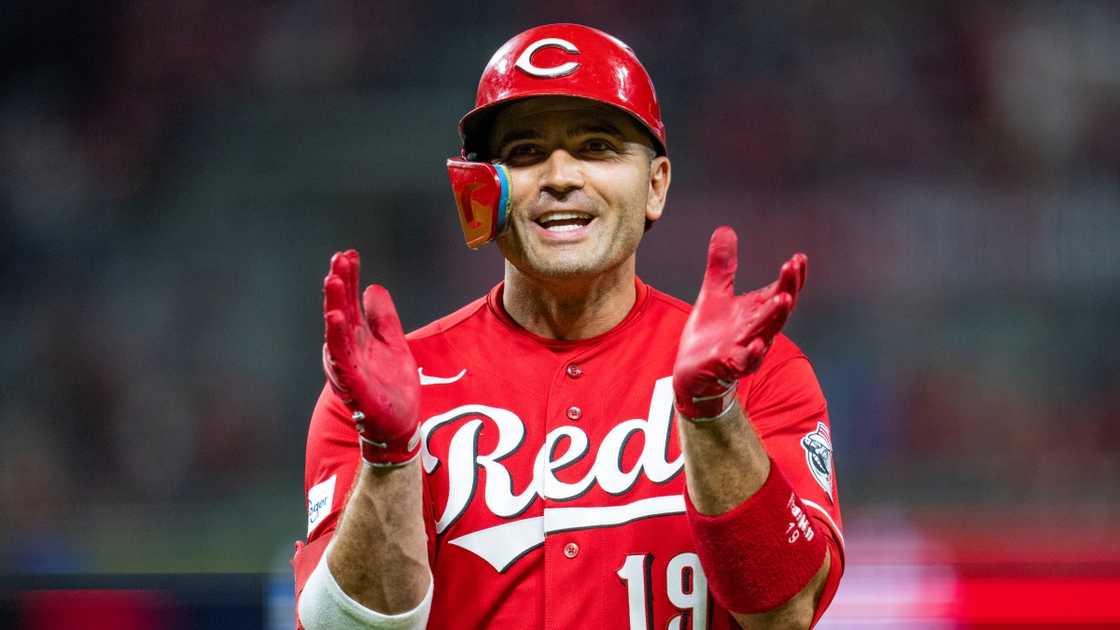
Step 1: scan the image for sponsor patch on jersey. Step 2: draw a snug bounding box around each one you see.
[307,474,336,536]
[800,421,834,501]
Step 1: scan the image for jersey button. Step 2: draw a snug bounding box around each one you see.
[563,542,579,559]
[566,406,582,421]
[565,364,583,379]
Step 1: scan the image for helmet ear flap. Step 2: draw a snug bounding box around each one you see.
[446,158,511,249]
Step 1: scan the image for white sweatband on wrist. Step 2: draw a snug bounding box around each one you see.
[297,542,433,630]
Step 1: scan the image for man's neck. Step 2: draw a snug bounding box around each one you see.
[502,258,638,341]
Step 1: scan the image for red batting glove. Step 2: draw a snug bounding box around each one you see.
[673,227,807,420]
[321,250,421,467]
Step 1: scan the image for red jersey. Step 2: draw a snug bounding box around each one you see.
[295,278,844,629]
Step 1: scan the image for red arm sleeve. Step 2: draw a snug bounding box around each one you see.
[742,335,845,624]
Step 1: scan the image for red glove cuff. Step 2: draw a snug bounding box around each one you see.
[674,380,738,420]
[685,458,827,614]
[353,411,422,468]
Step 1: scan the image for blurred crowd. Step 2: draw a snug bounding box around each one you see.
[2,1,1117,573]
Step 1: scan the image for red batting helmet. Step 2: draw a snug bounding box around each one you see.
[459,23,667,159]
[447,24,666,249]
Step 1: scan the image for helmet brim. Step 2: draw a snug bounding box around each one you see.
[458,93,667,161]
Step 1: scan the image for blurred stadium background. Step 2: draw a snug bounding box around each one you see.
[2,1,1118,628]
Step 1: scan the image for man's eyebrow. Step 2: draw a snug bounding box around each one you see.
[494,121,627,152]
[495,128,543,150]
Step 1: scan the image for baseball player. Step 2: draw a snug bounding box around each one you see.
[294,24,844,630]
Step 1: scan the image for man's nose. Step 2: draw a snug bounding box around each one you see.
[539,148,584,197]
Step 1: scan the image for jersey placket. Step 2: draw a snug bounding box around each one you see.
[541,346,601,630]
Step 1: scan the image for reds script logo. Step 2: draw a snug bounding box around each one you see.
[419,376,683,572]
[515,38,581,78]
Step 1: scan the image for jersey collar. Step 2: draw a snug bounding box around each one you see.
[486,277,652,351]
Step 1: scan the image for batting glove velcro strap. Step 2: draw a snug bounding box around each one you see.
[675,380,738,421]
[355,411,422,468]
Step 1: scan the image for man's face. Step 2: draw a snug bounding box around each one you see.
[487,96,670,281]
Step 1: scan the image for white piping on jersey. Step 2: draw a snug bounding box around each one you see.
[802,498,845,549]
[418,368,467,385]
[448,494,686,572]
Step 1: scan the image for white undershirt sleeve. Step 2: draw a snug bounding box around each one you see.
[297,542,433,630]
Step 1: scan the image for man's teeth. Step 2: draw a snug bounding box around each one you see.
[546,223,583,232]
[540,211,591,222]
[537,211,593,232]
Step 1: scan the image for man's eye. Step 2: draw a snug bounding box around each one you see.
[507,144,542,159]
[583,139,614,153]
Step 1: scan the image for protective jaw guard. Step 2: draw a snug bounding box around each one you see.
[447,158,511,249]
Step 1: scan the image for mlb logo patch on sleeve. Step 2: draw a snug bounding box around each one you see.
[800,422,834,501]
[307,474,337,536]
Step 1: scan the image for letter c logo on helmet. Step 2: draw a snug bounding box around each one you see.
[514,38,581,78]
[446,24,667,249]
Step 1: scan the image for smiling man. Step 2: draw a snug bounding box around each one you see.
[294,24,844,630]
[489,98,664,280]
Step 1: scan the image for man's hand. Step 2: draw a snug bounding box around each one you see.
[673,227,807,419]
[322,250,421,467]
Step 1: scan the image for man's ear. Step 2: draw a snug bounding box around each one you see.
[646,155,671,223]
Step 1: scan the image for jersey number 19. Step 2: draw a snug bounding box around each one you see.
[617,552,709,630]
